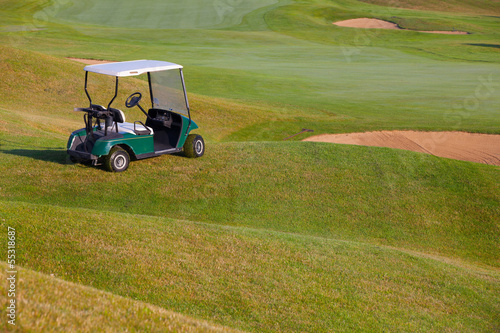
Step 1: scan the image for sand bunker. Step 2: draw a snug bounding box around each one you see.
[304,131,500,166]
[333,18,468,35]
[334,18,399,29]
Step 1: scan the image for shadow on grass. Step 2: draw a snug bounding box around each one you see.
[1,149,70,165]
[465,43,500,49]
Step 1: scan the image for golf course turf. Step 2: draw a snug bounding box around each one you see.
[0,0,499,332]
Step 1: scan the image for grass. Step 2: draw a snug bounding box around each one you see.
[1,202,499,332]
[0,262,241,332]
[0,0,499,331]
[358,0,500,15]
[1,0,498,138]
[265,1,500,63]
[48,0,280,30]
[5,3,500,126]
[1,43,500,143]
[1,136,499,268]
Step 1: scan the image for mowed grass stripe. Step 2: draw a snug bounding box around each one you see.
[1,201,499,332]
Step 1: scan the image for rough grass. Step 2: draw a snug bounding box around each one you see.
[0,262,241,332]
[1,202,499,332]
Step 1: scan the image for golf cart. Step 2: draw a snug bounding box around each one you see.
[67,60,204,172]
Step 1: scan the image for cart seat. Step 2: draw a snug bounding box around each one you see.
[110,108,126,123]
[116,122,154,135]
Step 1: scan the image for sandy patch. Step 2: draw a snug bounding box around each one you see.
[304,131,500,166]
[67,58,115,65]
[333,18,399,29]
[333,18,469,35]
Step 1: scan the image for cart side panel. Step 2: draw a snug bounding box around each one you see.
[92,134,154,157]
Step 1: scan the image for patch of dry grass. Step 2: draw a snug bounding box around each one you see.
[0,262,242,332]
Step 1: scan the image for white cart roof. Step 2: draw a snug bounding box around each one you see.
[84,60,183,77]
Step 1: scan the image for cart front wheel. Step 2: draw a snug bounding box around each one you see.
[104,146,130,172]
[183,134,205,158]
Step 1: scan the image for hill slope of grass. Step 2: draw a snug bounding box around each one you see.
[2,137,499,268]
[1,202,499,332]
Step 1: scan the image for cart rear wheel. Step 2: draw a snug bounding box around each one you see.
[183,134,205,158]
[104,146,130,172]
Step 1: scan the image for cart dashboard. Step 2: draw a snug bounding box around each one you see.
[147,108,183,128]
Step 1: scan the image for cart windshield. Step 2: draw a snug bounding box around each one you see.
[150,69,189,116]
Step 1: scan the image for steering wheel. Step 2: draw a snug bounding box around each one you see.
[125,92,142,108]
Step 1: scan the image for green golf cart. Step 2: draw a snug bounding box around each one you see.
[67,60,204,172]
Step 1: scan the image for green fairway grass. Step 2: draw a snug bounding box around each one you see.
[48,0,280,29]
[0,0,499,331]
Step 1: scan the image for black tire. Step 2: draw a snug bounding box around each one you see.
[104,146,130,172]
[183,134,205,158]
